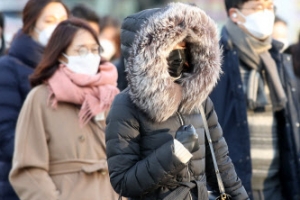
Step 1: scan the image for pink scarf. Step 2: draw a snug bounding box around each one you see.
[47,62,120,126]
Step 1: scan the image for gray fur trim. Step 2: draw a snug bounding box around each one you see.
[126,2,222,122]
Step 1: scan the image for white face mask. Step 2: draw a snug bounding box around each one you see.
[100,39,116,61]
[35,25,57,46]
[62,53,101,75]
[237,9,275,40]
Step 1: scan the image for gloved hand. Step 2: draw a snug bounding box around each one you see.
[175,124,200,153]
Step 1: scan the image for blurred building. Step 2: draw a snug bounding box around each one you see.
[64,0,300,45]
[0,0,300,46]
[0,0,26,45]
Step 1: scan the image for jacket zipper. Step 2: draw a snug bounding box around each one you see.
[176,112,192,200]
[176,111,184,126]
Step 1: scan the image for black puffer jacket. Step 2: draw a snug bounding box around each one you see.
[106,3,248,200]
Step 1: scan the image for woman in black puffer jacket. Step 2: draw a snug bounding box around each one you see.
[105,3,248,200]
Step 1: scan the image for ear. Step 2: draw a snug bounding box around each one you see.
[229,8,239,23]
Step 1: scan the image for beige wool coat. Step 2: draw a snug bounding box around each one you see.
[9,84,119,200]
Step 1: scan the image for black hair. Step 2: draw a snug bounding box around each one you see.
[71,3,100,24]
[224,0,249,16]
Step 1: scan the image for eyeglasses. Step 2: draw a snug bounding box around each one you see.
[74,45,104,57]
[240,3,276,12]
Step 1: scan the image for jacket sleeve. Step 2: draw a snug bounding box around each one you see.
[9,88,59,200]
[204,98,249,200]
[105,94,187,198]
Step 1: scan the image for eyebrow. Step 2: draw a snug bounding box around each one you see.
[44,15,56,19]
[43,14,67,20]
[74,44,99,48]
[74,45,88,48]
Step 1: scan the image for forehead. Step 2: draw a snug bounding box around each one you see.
[70,29,97,46]
[40,2,67,18]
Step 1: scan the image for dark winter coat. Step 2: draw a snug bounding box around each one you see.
[210,27,300,200]
[0,30,43,200]
[106,3,248,200]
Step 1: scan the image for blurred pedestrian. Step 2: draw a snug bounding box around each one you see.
[272,16,289,52]
[210,0,300,199]
[0,12,5,56]
[0,0,68,199]
[99,15,126,90]
[71,3,101,35]
[99,15,121,61]
[105,3,249,200]
[9,18,120,200]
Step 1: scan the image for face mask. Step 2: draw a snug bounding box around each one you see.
[35,25,57,46]
[167,49,187,79]
[100,39,116,61]
[62,53,101,75]
[236,9,275,40]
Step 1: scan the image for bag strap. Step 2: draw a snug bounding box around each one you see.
[199,105,226,195]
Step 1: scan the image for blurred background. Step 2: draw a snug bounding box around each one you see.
[0,0,299,47]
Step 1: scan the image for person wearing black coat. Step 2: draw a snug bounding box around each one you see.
[105,3,249,200]
[0,1,68,199]
[210,0,300,199]
[0,29,44,200]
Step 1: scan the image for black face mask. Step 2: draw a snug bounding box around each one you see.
[167,49,187,78]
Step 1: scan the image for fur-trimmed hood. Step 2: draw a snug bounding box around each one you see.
[121,3,222,122]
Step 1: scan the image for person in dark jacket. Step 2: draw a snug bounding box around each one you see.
[105,3,249,200]
[210,0,300,199]
[0,1,68,199]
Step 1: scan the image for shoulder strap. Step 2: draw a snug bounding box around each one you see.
[199,105,226,195]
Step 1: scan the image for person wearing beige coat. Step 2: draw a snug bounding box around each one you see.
[9,18,120,200]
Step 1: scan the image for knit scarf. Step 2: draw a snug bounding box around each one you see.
[225,19,287,111]
[47,62,120,126]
